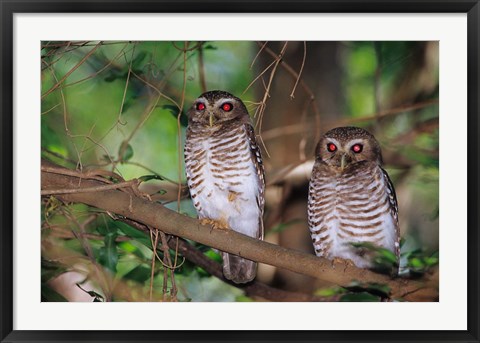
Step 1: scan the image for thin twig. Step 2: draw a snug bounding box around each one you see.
[260,99,439,142]
[176,42,189,213]
[41,41,102,99]
[41,103,62,115]
[257,41,322,143]
[62,43,130,89]
[290,41,307,99]
[117,43,137,125]
[160,231,177,300]
[149,228,160,301]
[250,41,268,69]
[41,180,137,196]
[43,59,69,133]
[242,58,278,96]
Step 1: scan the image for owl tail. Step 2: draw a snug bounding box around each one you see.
[222,252,257,284]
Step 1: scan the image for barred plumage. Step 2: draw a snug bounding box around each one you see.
[184,90,265,283]
[308,127,400,270]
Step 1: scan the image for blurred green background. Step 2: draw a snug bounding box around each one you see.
[41,41,439,302]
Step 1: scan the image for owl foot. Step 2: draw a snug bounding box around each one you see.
[200,218,230,231]
[331,257,356,272]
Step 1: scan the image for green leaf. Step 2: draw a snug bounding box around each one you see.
[314,287,346,297]
[118,141,134,162]
[345,281,391,298]
[339,292,381,302]
[204,249,222,263]
[203,44,218,50]
[195,266,211,277]
[104,69,125,82]
[236,295,254,302]
[409,257,424,269]
[350,242,398,274]
[377,249,397,264]
[115,221,152,247]
[162,104,188,127]
[403,249,439,277]
[424,256,439,266]
[138,174,164,182]
[350,241,378,250]
[132,51,147,68]
[118,241,137,253]
[98,232,118,273]
[41,120,62,152]
[123,265,152,283]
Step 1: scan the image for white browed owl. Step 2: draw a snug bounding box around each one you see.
[184,90,265,283]
[308,126,400,270]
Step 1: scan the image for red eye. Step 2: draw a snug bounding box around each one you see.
[327,143,337,152]
[352,144,363,153]
[221,102,233,112]
[196,102,205,111]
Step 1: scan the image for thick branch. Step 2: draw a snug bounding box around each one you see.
[120,218,322,301]
[41,160,437,300]
[174,236,325,301]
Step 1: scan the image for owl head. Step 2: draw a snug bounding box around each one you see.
[187,90,250,127]
[315,126,383,170]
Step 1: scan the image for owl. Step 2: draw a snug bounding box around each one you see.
[307,126,400,270]
[184,90,265,284]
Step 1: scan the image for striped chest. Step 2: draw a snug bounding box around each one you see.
[184,124,261,237]
[308,161,398,268]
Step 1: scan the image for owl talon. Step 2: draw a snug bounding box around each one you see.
[200,218,230,231]
[331,257,355,272]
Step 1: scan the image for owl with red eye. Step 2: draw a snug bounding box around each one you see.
[184,90,265,284]
[308,126,400,272]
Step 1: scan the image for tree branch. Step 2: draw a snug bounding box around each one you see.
[41,159,438,301]
[119,217,326,302]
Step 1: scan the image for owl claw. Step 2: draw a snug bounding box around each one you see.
[331,257,355,272]
[200,218,230,231]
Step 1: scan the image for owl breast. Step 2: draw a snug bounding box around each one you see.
[308,161,398,268]
[184,124,261,238]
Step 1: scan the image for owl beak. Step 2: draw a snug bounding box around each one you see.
[340,153,348,171]
[209,113,214,127]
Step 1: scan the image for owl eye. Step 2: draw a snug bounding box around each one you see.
[352,144,363,153]
[327,143,337,152]
[221,102,233,112]
[196,102,206,111]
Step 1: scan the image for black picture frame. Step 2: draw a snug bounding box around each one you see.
[1,1,479,342]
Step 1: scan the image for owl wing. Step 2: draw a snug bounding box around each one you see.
[380,167,400,259]
[244,123,265,240]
